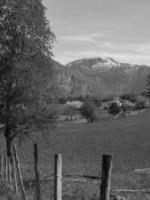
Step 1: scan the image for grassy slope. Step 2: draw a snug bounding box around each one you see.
[16,110,150,177]
[1,110,150,199]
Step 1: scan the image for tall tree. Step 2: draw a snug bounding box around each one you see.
[145,73,150,98]
[0,0,56,157]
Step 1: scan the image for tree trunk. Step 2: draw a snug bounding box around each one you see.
[5,125,12,159]
[6,137,12,158]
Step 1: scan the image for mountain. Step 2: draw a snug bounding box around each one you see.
[52,57,150,98]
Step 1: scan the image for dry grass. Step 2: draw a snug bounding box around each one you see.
[0,179,17,200]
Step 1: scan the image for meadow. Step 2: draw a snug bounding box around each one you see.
[1,109,150,200]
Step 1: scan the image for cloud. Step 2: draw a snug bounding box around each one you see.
[98,41,118,49]
[54,49,150,66]
[58,33,102,44]
[54,33,150,65]
[135,44,150,55]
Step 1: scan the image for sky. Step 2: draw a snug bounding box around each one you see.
[43,0,150,65]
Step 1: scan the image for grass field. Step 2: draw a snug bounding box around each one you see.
[23,109,150,174]
[1,109,150,199]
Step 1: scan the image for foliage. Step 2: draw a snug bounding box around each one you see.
[108,102,121,115]
[92,99,102,107]
[135,96,149,110]
[120,93,137,103]
[85,96,102,107]
[80,101,99,122]
[77,95,86,102]
[0,0,56,156]
[121,100,135,112]
[59,97,67,104]
[63,106,79,120]
[102,95,115,102]
[144,73,150,98]
[58,95,102,107]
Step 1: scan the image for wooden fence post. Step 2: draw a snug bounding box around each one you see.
[5,153,8,182]
[100,154,113,200]
[12,153,19,196]
[34,143,41,200]
[7,156,11,185]
[54,154,62,200]
[0,154,2,179]
[0,154,1,175]
[1,154,4,180]
[13,145,26,200]
[8,157,13,190]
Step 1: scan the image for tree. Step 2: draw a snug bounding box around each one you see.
[144,73,150,98]
[80,101,99,123]
[120,93,136,103]
[108,102,121,115]
[0,0,56,158]
[135,96,148,110]
[63,106,78,121]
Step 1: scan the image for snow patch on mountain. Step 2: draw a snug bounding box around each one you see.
[91,57,121,71]
[66,57,147,74]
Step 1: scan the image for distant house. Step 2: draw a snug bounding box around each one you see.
[100,97,122,111]
[113,97,122,107]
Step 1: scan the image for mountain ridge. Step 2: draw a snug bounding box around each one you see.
[52,57,150,98]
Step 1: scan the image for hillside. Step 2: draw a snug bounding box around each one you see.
[53,57,150,98]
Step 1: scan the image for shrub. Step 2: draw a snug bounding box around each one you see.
[135,96,149,110]
[80,101,99,123]
[83,95,102,107]
[121,100,135,112]
[103,95,115,102]
[63,106,79,120]
[108,102,121,115]
[92,98,102,107]
[135,101,145,110]
[120,93,137,103]
[59,97,67,104]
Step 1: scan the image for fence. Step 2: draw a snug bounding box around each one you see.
[0,144,114,200]
[0,144,150,200]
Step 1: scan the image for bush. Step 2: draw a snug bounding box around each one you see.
[63,106,79,120]
[135,96,149,110]
[120,93,137,103]
[92,98,102,107]
[135,101,145,110]
[80,101,99,123]
[121,100,135,112]
[83,95,102,107]
[108,102,121,115]
[102,95,115,102]
[59,97,67,104]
